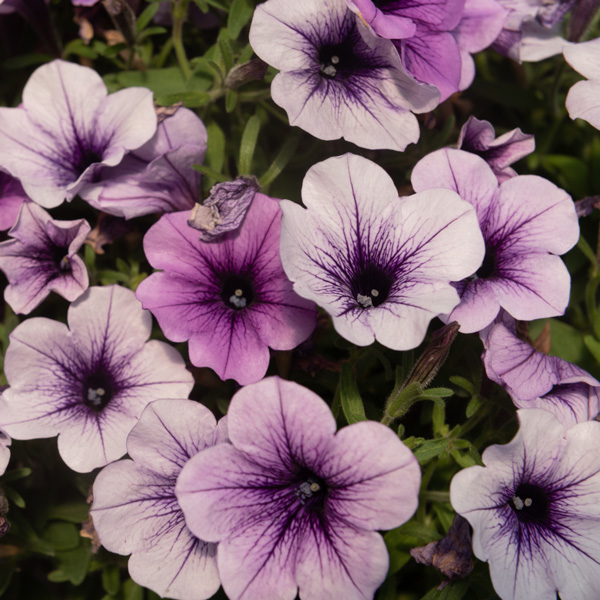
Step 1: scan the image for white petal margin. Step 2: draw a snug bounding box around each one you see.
[451,409,600,600]
[92,400,222,600]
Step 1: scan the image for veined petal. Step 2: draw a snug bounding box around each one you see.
[565,80,600,130]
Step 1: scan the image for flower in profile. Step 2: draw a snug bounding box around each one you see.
[347,0,507,101]
[411,148,579,333]
[0,171,29,231]
[457,116,534,182]
[0,203,90,314]
[0,59,156,209]
[564,37,600,131]
[188,176,260,242]
[279,153,484,350]
[85,107,207,219]
[91,400,226,600]
[136,193,316,385]
[482,315,600,426]
[0,285,194,472]
[249,0,440,151]
[176,376,421,600]
[451,409,600,600]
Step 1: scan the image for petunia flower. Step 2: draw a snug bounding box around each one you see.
[279,153,484,350]
[91,399,227,600]
[451,408,600,600]
[564,37,600,131]
[0,59,156,209]
[0,203,90,314]
[482,315,600,426]
[249,0,440,151]
[84,107,207,219]
[0,426,10,477]
[347,0,507,101]
[0,171,29,231]
[0,285,194,473]
[411,148,579,333]
[457,116,534,182]
[135,193,316,385]
[176,376,421,600]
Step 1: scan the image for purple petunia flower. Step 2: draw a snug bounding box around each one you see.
[482,315,600,426]
[564,37,600,131]
[279,153,484,350]
[411,148,579,333]
[451,408,600,600]
[0,59,156,209]
[136,193,316,385]
[457,116,534,182]
[0,285,194,472]
[249,0,440,151]
[84,107,207,219]
[0,171,29,231]
[0,203,90,314]
[347,0,507,101]
[176,376,421,600]
[91,399,227,600]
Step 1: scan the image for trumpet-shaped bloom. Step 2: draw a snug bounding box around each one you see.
[457,116,534,182]
[249,0,440,151]
[564,37,600,131]
[0,59,156,208]
[0,203,90,314]
[136,193,316,385]
[482,316,600,426]
[451,409,600,600]
[176,376,421,600]
[92,400,227,600]
[0,171,28,230]
[411,149,579,333]
[85,107,207,219]
[279,153,484,350]
[0,285,194,472]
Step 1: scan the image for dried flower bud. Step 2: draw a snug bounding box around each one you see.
[225,58,268,89]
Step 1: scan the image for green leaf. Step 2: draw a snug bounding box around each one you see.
[123,578,144,600]
[225,89,238,113]
[1,468,31,483]
[238,114,261,175]
[43,522,79,551]
[465,394,482,418]
[205,121,226,175]
[449,375,474,395]
[413,438,449,464]
[421,387,453,398]
[3,485,25,509]
[228,0,254,39]
[63,39,98,59]
[192,164,229,183]
[102,565,120,596]
[2,53,52,70]
[259,136,300,188]
[584,335,600,364]
[154,90,211,107]
[136,2,160,33]
[432,401,445,435]
[46,502,90,524]
[49,539,92,585]
[420,579,470,600]
[541,154,589,199]
[339,363,367,424]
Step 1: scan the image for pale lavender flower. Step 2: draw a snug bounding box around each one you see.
[347,0,507,101]
[0,171,28,231]
[279,153,484,350]
[0,427,10,477]
[412,148,579,333]
[482,315,600,426]
[0,203,90,314]
[85,107,207,219]
[0,285,194,472]
[451,409,600,600]
[457,116,534,182]
[136,193,316,385]
[564,37,600,130]
[176,376,421,600]
[188,176,259,242]
[91,400,226,600]
[249,0,440,151]
[0,60,156,209]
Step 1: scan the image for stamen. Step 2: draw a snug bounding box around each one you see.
[229,295,247,309]
[524,498,532,507]
[310,482,320,493]
[512,496,524,510]
[331,55,340,64]
[87,387,106,406]
[321,64,336,77]
[234,289,243,297]
[371,289,379,297]
[357,293,373,308]
[59,256,71,271]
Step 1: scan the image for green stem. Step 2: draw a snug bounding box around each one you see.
[172,0,191,80]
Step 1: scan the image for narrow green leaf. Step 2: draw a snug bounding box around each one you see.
[420,579,470,600]
[135,2,160,33]
[449,375,474,395]
[46,502,90,524]
[339,363,367,424]
[413,438,449,464]
[154,90,211,107]
[259,136,299,187]
[3,485,25,509]
[192,164,229,183]
[238,114,261,175]
[102,565,120,596]
[1,468,31,483]
[228,0,254,39]
[205,121,226,174]
[123,578,144,600]
[225,89,238,113]
[421,387,453,398]
[465,394,482,418]
[432,401,445,435]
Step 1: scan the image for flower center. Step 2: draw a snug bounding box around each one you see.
[82,370,115,411]
[475,245,497,279]
[220,274,254,310]
[295,475,327,512]
[352,263,393,309]
[510,483,550,524]
[73,147,103,176]
[50,245,72,273]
